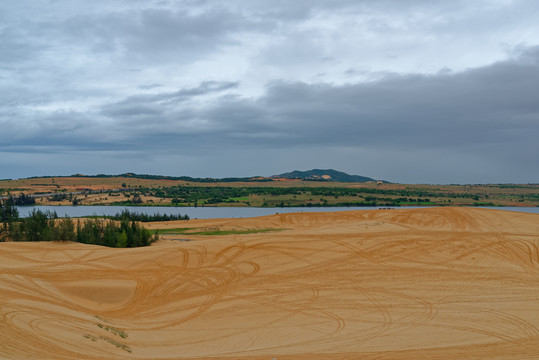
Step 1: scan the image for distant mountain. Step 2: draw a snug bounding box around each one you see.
[61,170,383,183]
[274,169,380,183]
[69,173,271,183]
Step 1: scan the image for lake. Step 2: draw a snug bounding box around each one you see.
[15,205,539,219]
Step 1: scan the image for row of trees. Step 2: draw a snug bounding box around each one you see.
[103,209,189,222]
[2,193,36,206]
[142,185,443,203]
[0,198,156,247]
[0,197,19,225]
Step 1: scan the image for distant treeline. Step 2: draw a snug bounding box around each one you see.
[0,198,156,247]
[140,186,439,205]
[0,193,36,205]
[12,193,36,205]
[102,209,189,222]
[68,173,271,183]
[151,185,438,198]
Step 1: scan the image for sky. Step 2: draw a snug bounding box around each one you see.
[1,0,538,184]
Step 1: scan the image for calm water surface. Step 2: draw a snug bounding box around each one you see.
[15,205,539,219]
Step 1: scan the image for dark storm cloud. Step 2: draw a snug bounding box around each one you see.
[192,47,539,151]
[7,46,532,156]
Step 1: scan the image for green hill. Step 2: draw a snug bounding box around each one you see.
[275,169,379,183]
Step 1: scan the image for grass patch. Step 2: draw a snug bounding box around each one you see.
[92,322,132,353]
[472,202,496,206]
[100,336,132,353]
[191,228,284,235]
[156,227,284,236]
[398,202,437,206]
[96,323,128,339]
[95,315,111,323]
[155,227,194,235]
[83,334,98,342]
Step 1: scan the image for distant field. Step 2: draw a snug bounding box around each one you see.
[1,176,539,208]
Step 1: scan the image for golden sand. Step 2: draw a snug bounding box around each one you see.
[1,208,538,359]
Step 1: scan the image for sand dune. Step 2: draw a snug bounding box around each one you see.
[1,207,539,359]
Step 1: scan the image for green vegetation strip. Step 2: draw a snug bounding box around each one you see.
[100,336,132,353]
[97,323,128,338]
[91,323,131,353]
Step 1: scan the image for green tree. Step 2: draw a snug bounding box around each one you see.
[0,197,19,226]
[24,209,50,242]
[116,230,128,248]
[57,217,76,242]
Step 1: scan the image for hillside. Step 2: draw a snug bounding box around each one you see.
[275,169,378,182]
[19,170,379,183]
[3,175,539,207]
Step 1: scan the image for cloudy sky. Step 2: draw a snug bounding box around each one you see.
[1,0,538,183]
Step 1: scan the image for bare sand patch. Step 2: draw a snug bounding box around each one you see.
[54,279,137,311]
[1,207,539,359]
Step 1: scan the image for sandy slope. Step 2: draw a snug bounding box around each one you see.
[1,207,539,359]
